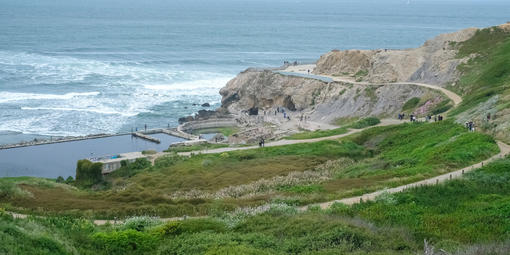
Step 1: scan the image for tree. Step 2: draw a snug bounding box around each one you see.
[75,160,103,188]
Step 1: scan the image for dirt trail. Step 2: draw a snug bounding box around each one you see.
[300,140,510,210]
[283,64,462,106]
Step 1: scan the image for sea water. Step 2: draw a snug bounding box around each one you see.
[1,0,509,144]
[1,0,510,177]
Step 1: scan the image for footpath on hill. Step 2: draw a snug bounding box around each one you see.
[96,70,510,222]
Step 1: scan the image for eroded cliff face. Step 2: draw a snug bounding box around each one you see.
[219,70,445,123]
[314,28,478,86]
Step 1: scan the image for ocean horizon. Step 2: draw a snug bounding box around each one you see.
[1,0,509,145]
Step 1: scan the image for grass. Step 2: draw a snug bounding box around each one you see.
[284,127,348,140]
[164,143,229,153]
[402,97,420,111]
[0,206,420,255]
[348,117,381,129]
[276,121,499,206]
[333,156,510,253]
[449,26,510,116]
[333,116,360,126]
[0,121,498,219]
[285,117,380,140]
[191,127,239,137]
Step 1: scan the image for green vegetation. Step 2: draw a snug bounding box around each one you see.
[348,117,381,129]
[75,160,103,188]
[109,158,152,179]
[142,150,157,155]
[355,69,369,81]
[0,121,497,220]
[286,117,380,140]
[430,99,453,115]
[402,97,420,110]
[0,207,420,255]
[284,127,348,140]
[165,143,229,153]
[450,26,510,116]
[332,156,510,253]
[333,116,359,126]
[192,127,239,137]
[363,86,378,102]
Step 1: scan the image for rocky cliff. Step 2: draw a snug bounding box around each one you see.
[219,70,446,124]
[314,28,478,86]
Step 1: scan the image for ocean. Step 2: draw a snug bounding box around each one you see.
[1,0,510,145]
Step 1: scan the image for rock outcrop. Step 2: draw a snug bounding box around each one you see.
[219,70,445,123]
[314,28,478,86]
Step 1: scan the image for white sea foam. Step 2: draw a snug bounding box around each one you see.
[0,91,100,103]
[0,50,234,138]
[20,106,140,117]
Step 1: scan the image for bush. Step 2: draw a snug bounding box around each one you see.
[65,176,74,184]
[75,160,103,188]
[0,180,31,200]
[55,176,65,183]
[402,97,420,110]
[121,216,162,232]
[350,117,381,129]
[110,158,152,178]
[142,150,157,155]
[92,229,159,254]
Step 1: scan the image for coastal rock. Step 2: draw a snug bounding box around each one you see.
[218,70,445,123]
[201,103,210,107]
[314,28,478,86]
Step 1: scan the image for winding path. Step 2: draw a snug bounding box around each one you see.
[282,64,462,106]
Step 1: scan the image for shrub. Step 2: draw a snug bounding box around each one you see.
[402,97,420,110]
[142,150,157,155]
[65,176,74,184]
[55,176,65,183]
[121,216,162,232]
[350,117,381,129]
[130,158,151,170]
[205,245,272,255]
[91,229,159,254]
[0,180,32,200]
[75,160,103,188]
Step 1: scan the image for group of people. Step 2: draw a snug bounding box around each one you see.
[274,107,291,121]
[465,121,476,132]
[397,113,444,122]
[283,60,299,66]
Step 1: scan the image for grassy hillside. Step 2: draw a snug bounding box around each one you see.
[448,25,510,142]
[3,156,510,254]
[332,156,510,254]
[0,207,419,255]
[0,121,498,219]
